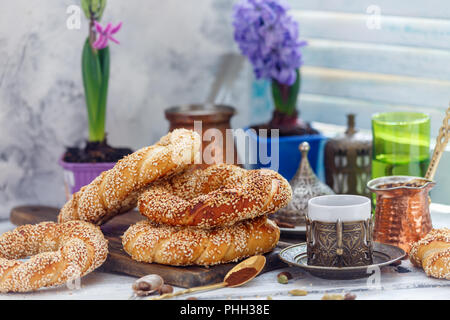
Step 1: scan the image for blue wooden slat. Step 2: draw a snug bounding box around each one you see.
[299,93,445,134]
[290,0,450,20]
[293,10,450,50]
[303,38,450,81]
[301,66,450,109]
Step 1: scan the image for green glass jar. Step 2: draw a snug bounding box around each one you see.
[371,112,430,178]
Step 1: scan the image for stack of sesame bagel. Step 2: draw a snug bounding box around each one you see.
[0,129,291,293]
[123,163,292,266]
[59,128,292,267]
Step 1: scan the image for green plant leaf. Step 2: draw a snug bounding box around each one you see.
[271,69,301,116]
[97,0,107,20]
[82,37,103,141]
[95,46,110,142]
[81,0,107,20]
[81,0,91,19]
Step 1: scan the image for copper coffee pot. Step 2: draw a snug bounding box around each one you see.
[367,176,434,253]
[368,106,449,253]
[165,104,239,168]
[165,54,244,168]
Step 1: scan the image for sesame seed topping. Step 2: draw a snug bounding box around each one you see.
[138,164,292,229]
[0,220,108,293]
[409,228,450,279]
[58,129,201,225]
[122,215,280,266]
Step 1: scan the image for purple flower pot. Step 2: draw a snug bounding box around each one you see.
[59,157,115,200]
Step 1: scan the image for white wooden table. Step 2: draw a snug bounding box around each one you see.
[0,204,449,300]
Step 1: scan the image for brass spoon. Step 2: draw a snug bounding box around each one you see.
[149,255,266,300]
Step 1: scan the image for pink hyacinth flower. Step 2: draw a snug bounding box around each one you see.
[92,21,122,50]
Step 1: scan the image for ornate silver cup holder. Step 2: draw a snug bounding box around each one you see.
[305,217,374,268]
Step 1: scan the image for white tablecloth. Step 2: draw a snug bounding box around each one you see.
[0,204,449,300]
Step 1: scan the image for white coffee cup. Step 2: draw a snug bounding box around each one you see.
[307,195,371,223]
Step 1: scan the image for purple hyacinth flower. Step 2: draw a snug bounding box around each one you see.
[232,0,306,85]
[92,21,122,50]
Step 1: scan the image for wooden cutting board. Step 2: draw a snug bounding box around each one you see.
[10,206,290,288]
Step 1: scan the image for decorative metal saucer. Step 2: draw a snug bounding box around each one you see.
[279,242,405,280]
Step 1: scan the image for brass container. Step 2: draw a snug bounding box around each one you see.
[306,218,374,267]
[325,114,372,196]
[367,176,435,253]
[165,104,239,167]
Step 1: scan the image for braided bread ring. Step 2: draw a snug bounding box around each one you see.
[409,228,450,279]
[138,164,292,228]
[58,129,201,225]
[122,215,280,266]
[0,221,108,292]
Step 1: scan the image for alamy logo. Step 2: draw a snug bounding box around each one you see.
[366,5,382,30]
[366,265,382,290]
[66,276,81,291]
[66,5,81,30]
[180,121,280,171]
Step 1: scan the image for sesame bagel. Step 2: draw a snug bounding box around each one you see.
[122,215,280,266]
[409,228,450,279]
[138,164,292,229]
[0,221,108,293]
[58,129,201,225]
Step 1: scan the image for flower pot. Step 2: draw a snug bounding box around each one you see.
[59,157,115,200]
[244,129,326,181]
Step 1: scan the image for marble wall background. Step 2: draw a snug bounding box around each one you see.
[0,0,252,218]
